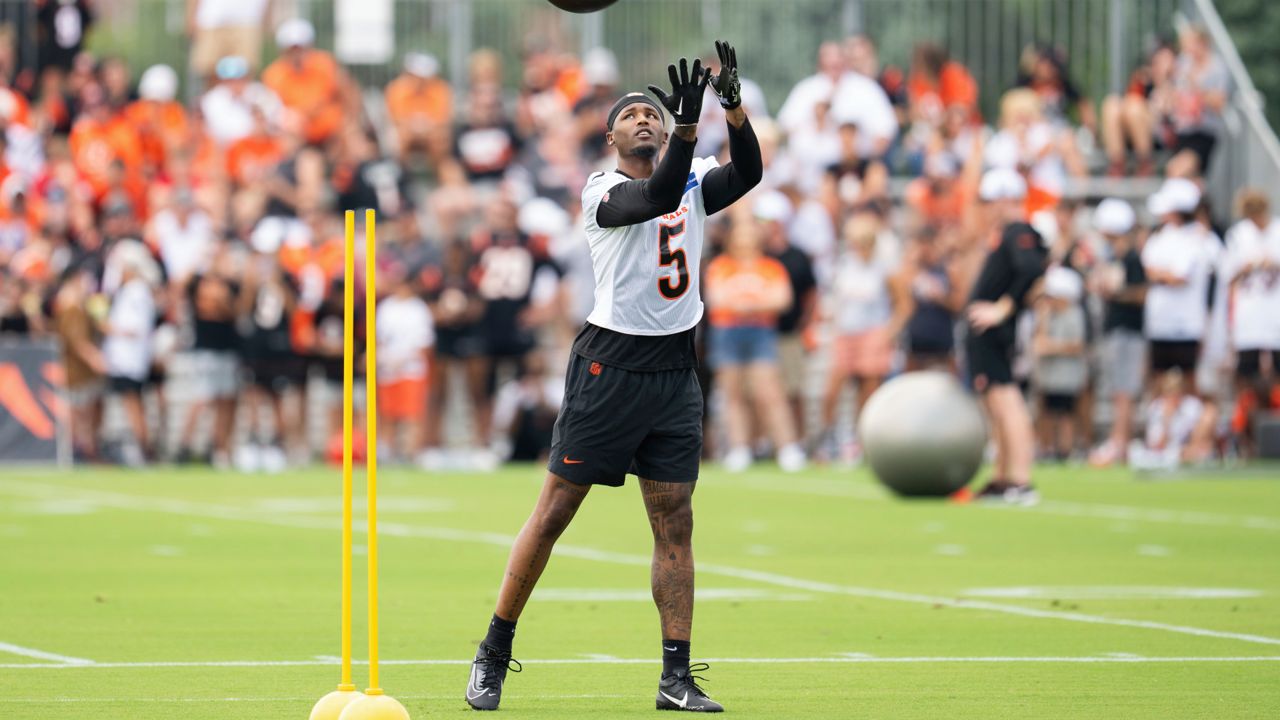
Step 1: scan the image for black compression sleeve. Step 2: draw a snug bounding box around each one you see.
[595,135,698,228]
[701,118,763,216]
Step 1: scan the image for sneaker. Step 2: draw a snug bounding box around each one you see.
[657,663,723,712]
[465,643,520,711]
[723,446,752,473]
[777,443,807,473]
[973,480,1039,506]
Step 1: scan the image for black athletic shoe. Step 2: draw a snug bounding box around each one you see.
[465,643,521,710]
[974,480,1040,506]
[656,663,724,712]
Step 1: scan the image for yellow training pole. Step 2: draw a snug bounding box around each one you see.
[309,212,364,720]
[364,208,382,694]
[339,210,411,720]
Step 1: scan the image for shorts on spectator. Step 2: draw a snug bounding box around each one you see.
[1174,131,1217,173]
[1103,329,1147,397]
[832,328,893,379]
[186,350,240,400]
[1149,339,1199,374]
[248,356,302,394]
[966,324,1015,391]
[1236,349,1278,381]
[776,333,808,395]
[1042,392,1078,415]
[378,377,428,421]
[191,26,263,77]
[709,325,779,369]
[107,376,144,395]
[64,380,104,408]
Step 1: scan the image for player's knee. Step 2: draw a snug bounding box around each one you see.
[653,501,694,544]
[531,503,577,540]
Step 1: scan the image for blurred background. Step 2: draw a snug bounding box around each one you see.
[1,0,1278,475]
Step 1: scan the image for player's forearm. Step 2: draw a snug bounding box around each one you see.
[725,106,747,129]
[701,118,762,216]
[673,124,698,142]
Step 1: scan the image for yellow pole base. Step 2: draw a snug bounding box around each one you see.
[310,687,365,720]
[337,692,412,720]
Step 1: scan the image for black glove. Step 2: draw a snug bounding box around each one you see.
[648,57,709,126]
[710,40,741,110]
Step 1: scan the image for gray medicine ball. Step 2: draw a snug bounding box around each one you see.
[857,371,987,497]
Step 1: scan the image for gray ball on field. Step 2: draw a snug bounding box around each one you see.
[858,371,987,497]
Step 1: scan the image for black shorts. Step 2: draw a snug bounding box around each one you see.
[1237,349,1277,381]
[108,376,144,395]
[966,324,1015,392]
[1150,340,1200,374]
[547,353,703,487]
[1174,131,1217,173]
[248,356,301,393]
[1042,393,1078,414]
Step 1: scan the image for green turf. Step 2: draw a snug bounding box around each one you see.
[1,464,1278,719]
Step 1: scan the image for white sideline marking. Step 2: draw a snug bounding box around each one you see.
[963,587,1263,600]
[3,694,633,703]
[3,655,1280,671]
[0,642,94,665]
[2,481,1280,648]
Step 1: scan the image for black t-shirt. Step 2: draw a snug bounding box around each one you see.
[187,274,240,351]
[770,245,816,335]
[572,323,698,372]
[338,159,412,217]
[454,122,522,182]
[473,230,559,356]
[1104,248,1146,333]
[244,273,297,358]
[970,222,1049,310]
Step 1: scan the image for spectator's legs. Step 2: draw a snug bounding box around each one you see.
[717,365,751,456]
[1123,96,1155,172]
[987,385,1035,485]
[180,399,208,455]
[1182,403,1219,464]
[1107,390,1136,462]
[212,394,236,461]
[120,389,149,457]
[466,356,490,447]
[1056,412,1076,459]
[746,363,797,450]
[1101,95,1127,173]
[982,392,1009,480]
[425,357,450,448]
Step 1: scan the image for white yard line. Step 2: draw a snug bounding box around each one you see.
[3,655,1279,671]
[2,480,1279,649]
[0,641,93,665]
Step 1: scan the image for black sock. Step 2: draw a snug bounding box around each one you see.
[483,614,517,654]
[662,639,690,676]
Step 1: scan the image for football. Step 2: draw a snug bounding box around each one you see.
[547,0,619,13]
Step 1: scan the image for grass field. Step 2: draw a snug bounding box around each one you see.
[1,463,1278,719]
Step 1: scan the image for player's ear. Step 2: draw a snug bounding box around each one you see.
[606,130,615,147]
[662,131,670,145]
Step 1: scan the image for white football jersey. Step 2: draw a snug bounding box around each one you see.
[581,157,719,336]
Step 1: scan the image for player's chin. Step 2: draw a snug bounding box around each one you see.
[629,140,660,158]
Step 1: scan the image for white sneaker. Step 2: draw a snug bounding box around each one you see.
[416,448,446,471]
[232,444,260,473]
[777,443,807,473]
[723,446,753,473]
[260,446,288,473]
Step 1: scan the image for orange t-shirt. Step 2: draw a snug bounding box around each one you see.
[263,51,344,144]
[385,76,452,128]
[68,114,145,197]
[705,255,791,328]
[909,62,979,120]
[123,100,190,171]
[226,134,284,185]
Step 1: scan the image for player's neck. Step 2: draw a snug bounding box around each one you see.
[616,154,658,180]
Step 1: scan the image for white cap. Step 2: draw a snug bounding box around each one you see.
[1146,190,1173,219]
[978,168,1027,202]
[518,197,570,238]
[1094,198,1135,236]
[752,190,793,224]
[403,52,440,78]
[1044,265,1083,302]
[583,47,620,87]
[276,18,316,49]
[1160,177,1202,214]
[139,64,178,102]
[250,217,285,255]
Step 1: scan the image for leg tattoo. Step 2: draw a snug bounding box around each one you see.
[641,479,695,641]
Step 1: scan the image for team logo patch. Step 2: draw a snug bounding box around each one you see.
[589,362,603,376]
[602,191,610,204]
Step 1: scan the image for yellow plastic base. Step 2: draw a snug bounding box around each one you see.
[338,692,412,720]
[310,688,365,720]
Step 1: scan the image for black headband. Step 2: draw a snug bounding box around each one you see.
[607,92,664,130]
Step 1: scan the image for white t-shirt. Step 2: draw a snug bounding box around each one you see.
[103,278,155,381]
[194,0,270,29]
[1142,223,1220,341]
[581,157,718,336]
[779,72,898,158]
[1223,218,1280,350]
[985,123,1065,197]
[830,251,893,334]
[200,83,283,146]
[375,295,435,382]
[151,209,214,282]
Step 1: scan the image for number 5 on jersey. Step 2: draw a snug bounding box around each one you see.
[658,220,690,300]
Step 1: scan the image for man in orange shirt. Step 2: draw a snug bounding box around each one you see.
[908,42,979,127]
[262,19,355,147]
[68,84,144,202]
[125,65,190,175]
[226,105,284,187]
[385,52,452,165]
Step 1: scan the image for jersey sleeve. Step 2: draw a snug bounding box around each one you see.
[581,171,629,232]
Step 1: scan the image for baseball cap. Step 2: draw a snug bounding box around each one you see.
[752,190,794,224]
[139,65,178,102]
[215,56,250,81]
[1160,177,1202,213]
[583,48,620,87]
[978,168,1027,202]
[1044,265,1083,302]
[403,52,440,78]
[1093,198,1135,236]
[276,18,316,49]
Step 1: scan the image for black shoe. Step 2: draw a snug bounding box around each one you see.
[466,643,520,710]
[656,663,723,712]
[974,480,1040,506]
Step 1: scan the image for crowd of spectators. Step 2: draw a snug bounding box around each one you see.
[0,3,1277,472]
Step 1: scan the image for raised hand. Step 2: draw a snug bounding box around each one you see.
[647,57,710,126]
[710,40,741,110]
